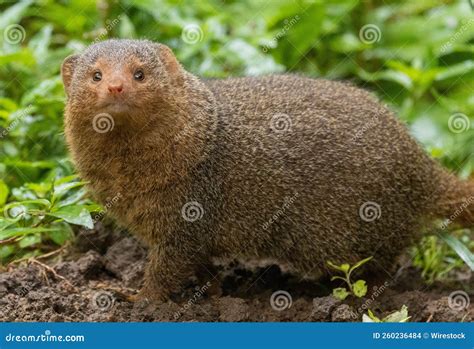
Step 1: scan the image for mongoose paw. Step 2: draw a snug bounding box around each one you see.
[126,287,169,304]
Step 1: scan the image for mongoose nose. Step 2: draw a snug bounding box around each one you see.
[108,84,123,94]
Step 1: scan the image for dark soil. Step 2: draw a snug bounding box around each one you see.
[1,223,472,322]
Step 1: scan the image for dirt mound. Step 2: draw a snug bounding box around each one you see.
[0,224,472,322]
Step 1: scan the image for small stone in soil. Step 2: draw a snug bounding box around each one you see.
[218,297,250,322]
[311,296,342,321]
[331,304,356,322]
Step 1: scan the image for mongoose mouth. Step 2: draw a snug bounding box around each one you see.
[98,100,133,115]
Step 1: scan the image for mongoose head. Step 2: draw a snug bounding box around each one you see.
[61,39,186,131]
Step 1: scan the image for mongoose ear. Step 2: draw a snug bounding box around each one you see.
[61,54,80,97]
[158,44,184,85]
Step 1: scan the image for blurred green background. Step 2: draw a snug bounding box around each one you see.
[0,0,472,279]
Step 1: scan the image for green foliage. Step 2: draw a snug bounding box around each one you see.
[0,0,472,265]
[362,305,410,323]
[0,175,97,263]
[412,231,473,284]
[327,256,372,300]
[439,230,474,270]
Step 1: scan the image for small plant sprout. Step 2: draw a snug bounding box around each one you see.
[362,305,410,323]
[327,256,373,300]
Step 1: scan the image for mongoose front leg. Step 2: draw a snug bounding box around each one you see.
[136,236,205,302]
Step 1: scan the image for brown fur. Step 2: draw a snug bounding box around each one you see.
[62,39,473,300]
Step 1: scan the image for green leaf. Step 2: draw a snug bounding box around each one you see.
[353,279,368,298]
[57,188,88,208]
[54,180,87,196]
[0,227,58,241]
[383,305,410,323]
[46,225,73,245]
[0,0,33,31]
[18,234,41,248]
[332,287,349,300]
[327,260,346,272]
[52,179,87,205]
[83,203,103,213]
[349,256,373,274]
[0,218,14,231]
[356,69,413,90]
[435,61,474,82]
[28,24,53,64]
[362,314,374,322]
[439,231,474,271]
[119,14,136,38]
[2,199,50,222]
[340,263,350,273]
[0,50,36,66]
[3,159,57,169]
[0,179,9,206]
[53,175,79,185]
[48,205,93,229]
[0,97,18,112]
[363,309,381,323]
[3,199,50,213]
[25,182,52,198]
[0,245,15,260]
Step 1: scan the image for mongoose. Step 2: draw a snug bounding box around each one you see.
[61,39,473,301]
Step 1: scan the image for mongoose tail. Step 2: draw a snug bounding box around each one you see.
[435,170,474,227]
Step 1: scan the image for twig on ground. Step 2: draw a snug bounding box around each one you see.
[93,282,139,301]
[29,258,77,291]
[0,236,21,245]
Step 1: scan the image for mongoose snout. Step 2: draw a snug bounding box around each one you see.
[62,39,473,301]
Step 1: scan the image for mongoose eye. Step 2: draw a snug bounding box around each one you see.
[92,71,102,82]
[133,69,144,81]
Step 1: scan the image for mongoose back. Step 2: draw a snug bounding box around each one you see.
[62,39,473,300]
